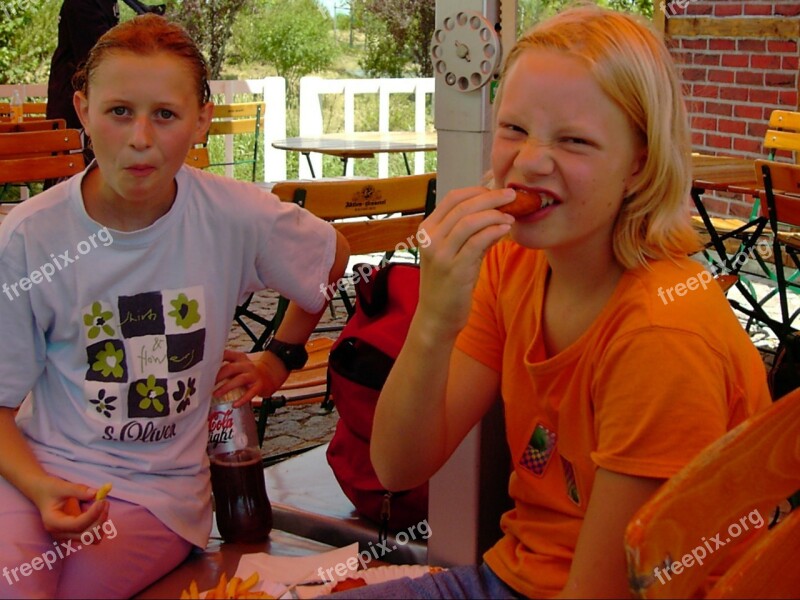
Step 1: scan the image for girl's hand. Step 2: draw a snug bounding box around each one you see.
[214,349,286,407]
[416,186,515,338]
[35,476,110,543]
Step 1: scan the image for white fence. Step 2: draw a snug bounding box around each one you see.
[3,76,435,184]
[298,76,435,179]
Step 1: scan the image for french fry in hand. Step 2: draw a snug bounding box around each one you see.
[95,482,112,501]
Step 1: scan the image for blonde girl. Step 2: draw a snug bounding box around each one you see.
[334,6,771,599]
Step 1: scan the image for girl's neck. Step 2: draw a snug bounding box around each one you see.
[81,168,177,232]
[540,243,626,357]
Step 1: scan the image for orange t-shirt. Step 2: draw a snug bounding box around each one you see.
[454,240,772,599]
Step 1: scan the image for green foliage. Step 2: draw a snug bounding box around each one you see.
[356,0,434,78]
[166,0,252,79]
[230,0,337,102]
[0,0,59,85]
[517,0,653,32]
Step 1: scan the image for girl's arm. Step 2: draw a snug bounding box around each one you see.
[371,186,516,491]
[557,468,665,598]
[0,407,108,540]
[216,230,350,404]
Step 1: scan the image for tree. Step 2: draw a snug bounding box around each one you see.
[166,0,252,79]
[1,0,59,85]
[230,0,337,102]
[356,0,435,78]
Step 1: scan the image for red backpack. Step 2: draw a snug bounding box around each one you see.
[325,262,428,532]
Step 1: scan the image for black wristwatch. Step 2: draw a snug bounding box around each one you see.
[265,335,309,371]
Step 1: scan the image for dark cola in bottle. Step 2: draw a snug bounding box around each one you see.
[207,386,272,543]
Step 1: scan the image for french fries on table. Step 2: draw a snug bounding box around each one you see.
[180,571,273,599]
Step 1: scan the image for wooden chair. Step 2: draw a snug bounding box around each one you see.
[0,129,85,193]
[625,387,800,598]
[763,110,800,164]
[248,173,437,444]
[202,102,265,182]
[239,173,436,348]
[751,159,800,336]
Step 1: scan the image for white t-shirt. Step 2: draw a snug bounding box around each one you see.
[0,165,337,547]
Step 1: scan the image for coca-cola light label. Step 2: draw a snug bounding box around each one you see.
[207,401,257,455]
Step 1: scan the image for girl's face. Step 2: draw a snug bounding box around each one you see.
[75,51,212,213]
[491,49,646,259]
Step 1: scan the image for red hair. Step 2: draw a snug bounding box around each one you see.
[73,14,210,106]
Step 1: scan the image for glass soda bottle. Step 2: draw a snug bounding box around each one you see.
[10,89,23,123]
[207,386,272,543]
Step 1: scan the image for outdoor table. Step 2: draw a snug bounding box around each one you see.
[272,131,437,177]
[134,528,340,598]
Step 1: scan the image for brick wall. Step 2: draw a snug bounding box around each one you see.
[661,0,800,217]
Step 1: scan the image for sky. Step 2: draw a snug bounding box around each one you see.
[320,0,350,16]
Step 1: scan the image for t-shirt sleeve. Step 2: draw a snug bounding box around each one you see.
[0,246,46,409]
[591,328,731,479]
[250,194,338,315]
[454,246,504,372]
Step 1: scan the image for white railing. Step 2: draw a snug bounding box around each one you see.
[4,76,436,184]
[1,79,287,183]
[298,76,435,179]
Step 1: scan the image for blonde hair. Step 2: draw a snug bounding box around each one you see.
[494,5,699,269]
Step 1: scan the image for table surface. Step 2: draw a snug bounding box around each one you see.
[691,153,758,190]
[272,131,437,159]
[134,528,338,598]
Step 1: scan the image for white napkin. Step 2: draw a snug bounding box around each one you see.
[234,543,360,587]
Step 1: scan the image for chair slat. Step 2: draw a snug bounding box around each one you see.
[763,129,800,154]
[212,102,264,119]
[334,215,425,255]
[0,129,82,158]
[0,119,65,133]
[208,119,262,136]
[768,110,800,132]
[272,173,435,220]
[0,154,85,184]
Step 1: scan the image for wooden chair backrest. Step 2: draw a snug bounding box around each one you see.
[272,173,436,255]
[0,118,65,134]
[764,110,800,162]
[0,129,85,184]
[208,102,264,136]
[0,101,48,120]
[754,159,800,225]
[625,387,800,599]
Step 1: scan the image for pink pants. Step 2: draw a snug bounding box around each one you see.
[0,477,193,599]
